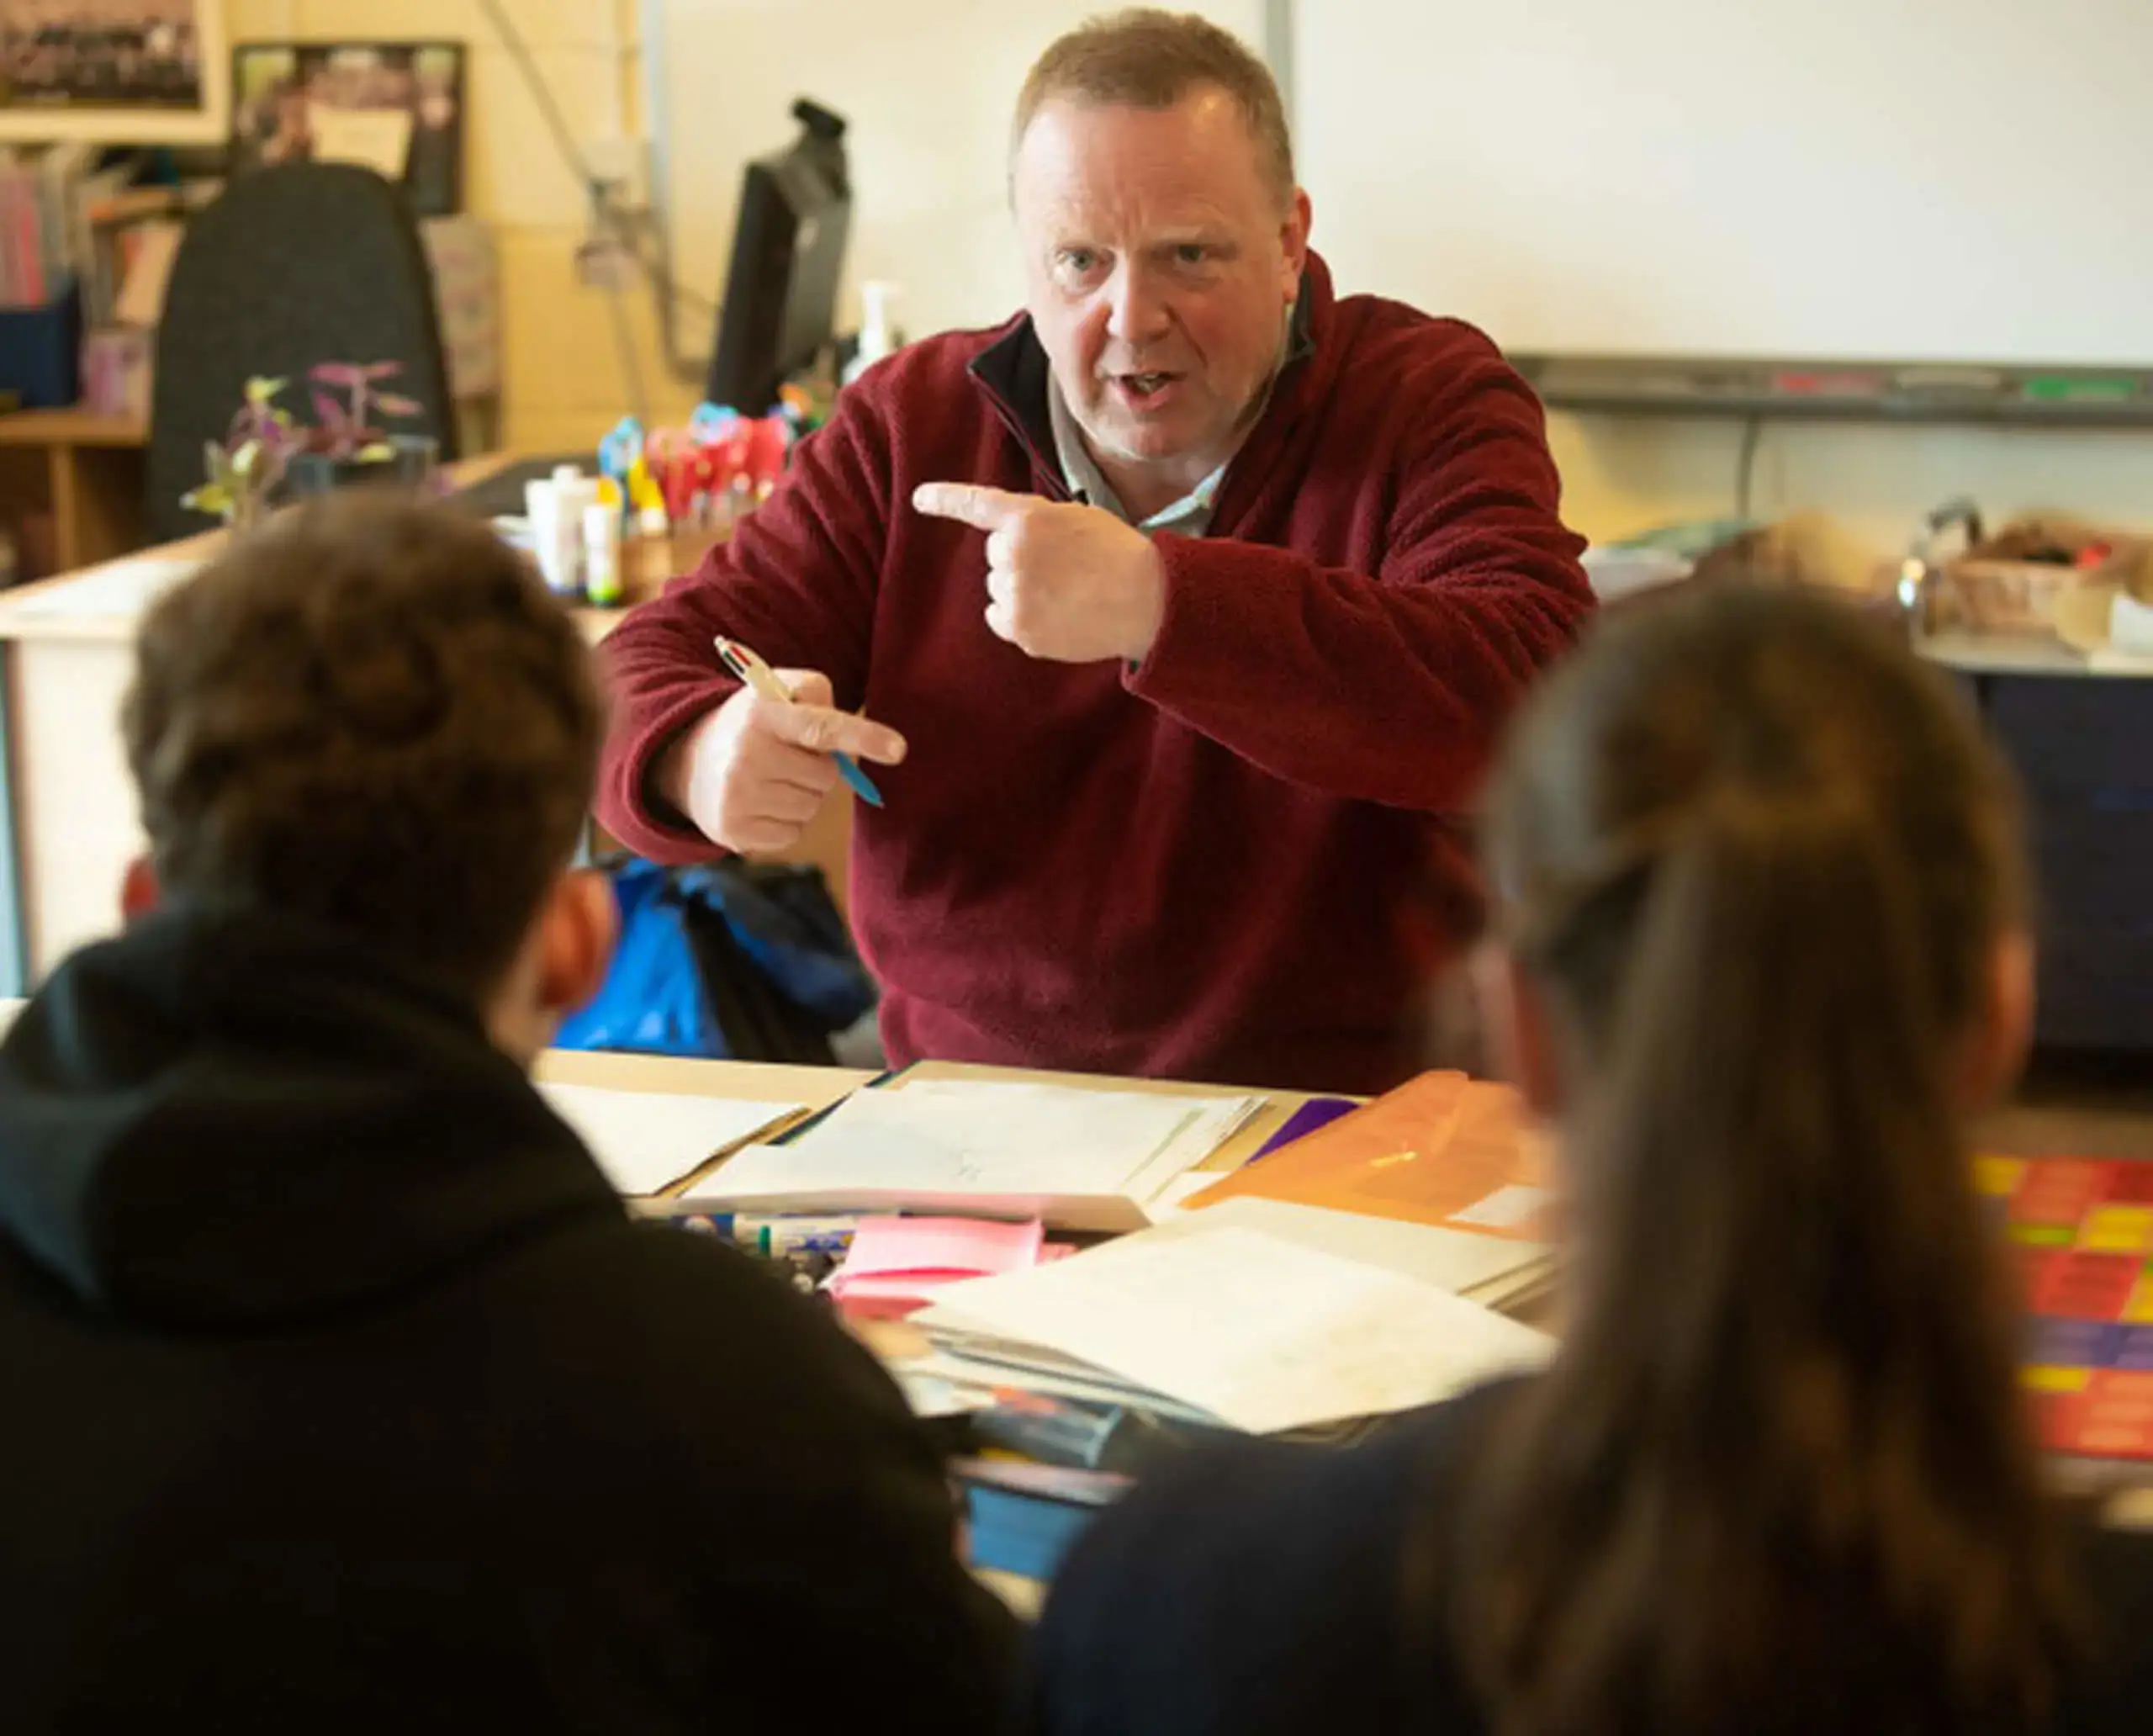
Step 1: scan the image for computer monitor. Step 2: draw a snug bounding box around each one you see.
[703,99,853,415]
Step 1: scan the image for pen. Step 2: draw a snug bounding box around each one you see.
[713,636,886,808]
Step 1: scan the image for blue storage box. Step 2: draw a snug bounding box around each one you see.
[0,279,82,410]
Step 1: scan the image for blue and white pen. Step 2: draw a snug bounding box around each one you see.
[713,636,886,808]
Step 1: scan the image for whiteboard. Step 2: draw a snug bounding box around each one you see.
[1294,0,2153,364]
[647,0,1269,351]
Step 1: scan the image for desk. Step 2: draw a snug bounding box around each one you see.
[536,1045,873,1135]
[0,407,148,579]
[537,1047,1320,1614]
[530,1049,2153,1560]
[0,456,854,994]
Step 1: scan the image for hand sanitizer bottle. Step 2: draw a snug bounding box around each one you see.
[843,282,901,387]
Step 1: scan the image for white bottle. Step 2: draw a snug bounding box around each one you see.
[548,464,601,595]
[843,281,901,386]
[525,476,572,595]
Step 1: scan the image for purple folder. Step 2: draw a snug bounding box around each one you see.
[1250,1096,1358,1162]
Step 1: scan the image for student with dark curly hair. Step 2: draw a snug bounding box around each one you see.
[0,494,1016,1734]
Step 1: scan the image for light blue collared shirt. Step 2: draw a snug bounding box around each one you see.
[1046,378,1225,536]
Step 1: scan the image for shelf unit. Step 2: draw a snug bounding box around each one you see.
[1513,355,2153,430]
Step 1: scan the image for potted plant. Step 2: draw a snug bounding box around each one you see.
[281,361,436,496]
[182,375,304,530]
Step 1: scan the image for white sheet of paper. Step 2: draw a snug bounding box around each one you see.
[697,1081,1259,1210]
[537,1082,803,1198]
[308,104,415,179]
[2112,590,2153,655]
[1166,1197,1551,1300]
[3,556,198,619]
[918,1223,1553,1434]
[1452,1183,1551,1231]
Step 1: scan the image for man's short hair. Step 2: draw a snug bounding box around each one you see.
[1013,8,1294,209]
[124,492,603,998]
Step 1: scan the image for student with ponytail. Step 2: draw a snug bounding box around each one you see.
[1029,583,2153,1736]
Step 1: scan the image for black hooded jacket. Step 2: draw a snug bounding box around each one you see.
[0,904,1016,1732]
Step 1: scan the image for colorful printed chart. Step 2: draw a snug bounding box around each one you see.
[1980,1156,2153,1462]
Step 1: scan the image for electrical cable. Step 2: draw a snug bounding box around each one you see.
[477,0,715,405]
[1735,415,1764,520]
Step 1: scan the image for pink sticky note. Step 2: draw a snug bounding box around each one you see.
[838,1216,1045,1282]
[828,1216,1046,1317]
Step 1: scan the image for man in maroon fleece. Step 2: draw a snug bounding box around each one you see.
[595,12,1592,1093]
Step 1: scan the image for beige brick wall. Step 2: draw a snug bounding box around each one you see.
[225,0,700,456]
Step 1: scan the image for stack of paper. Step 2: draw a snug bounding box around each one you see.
[1177,1073,1562,1315]
[676,1079,1264,1231]
[913,1217,1553,1436]
[537,1082,805,1198]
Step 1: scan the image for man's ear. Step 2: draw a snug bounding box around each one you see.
[1961,928,2035,1112]
[1473,941,1566,1119]
[1280,188,1313,288]
[533,869,617,1020]
[120,855,160,924]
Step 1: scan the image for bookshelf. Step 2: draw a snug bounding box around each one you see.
[0,406,147,577]
[0,409,145,447]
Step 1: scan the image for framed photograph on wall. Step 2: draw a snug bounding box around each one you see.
[0,0,230,142]
[228,41,465,217]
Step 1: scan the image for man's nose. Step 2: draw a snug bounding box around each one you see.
[1105,262,1172,347]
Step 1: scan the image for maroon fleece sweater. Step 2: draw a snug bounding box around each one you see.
[595,255,1591,1093]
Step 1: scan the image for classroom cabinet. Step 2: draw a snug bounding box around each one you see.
[1971,675,2153,1055]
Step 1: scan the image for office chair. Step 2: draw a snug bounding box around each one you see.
[146,162,458,544]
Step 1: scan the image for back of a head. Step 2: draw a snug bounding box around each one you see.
[1489,581,2021,1060]
[124,493,602,1001]
[1461,585,2070,1734]
[1013,8,1294,207]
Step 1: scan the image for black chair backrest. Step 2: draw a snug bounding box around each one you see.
[146,162,458,544]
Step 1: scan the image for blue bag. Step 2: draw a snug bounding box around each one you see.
[555,857,875,1061]
[553,859,725,1057]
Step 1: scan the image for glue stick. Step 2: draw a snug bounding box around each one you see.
[582,501,624,607]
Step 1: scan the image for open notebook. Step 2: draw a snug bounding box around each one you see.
[674,1078,1264,1231]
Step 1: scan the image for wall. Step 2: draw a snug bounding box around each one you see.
[1295,1,2153,367]
[225,0,699,453]
[1287,0,2153,549]
[225,3,2153,548]
[1547,412,2153,552]
[642,1,1265,349]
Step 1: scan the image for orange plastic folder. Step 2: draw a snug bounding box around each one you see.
[1183,1072,1547,1239]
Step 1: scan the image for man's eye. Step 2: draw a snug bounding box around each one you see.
[1175,244,1209,266]
[1060,249,1099,275]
